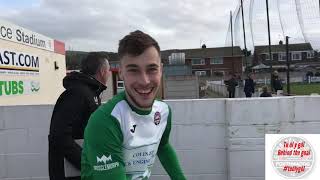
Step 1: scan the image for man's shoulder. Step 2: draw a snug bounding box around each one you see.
[97,92,127,115]
[70,84,95,96]
[154,99,169,107]
[153,100,171,115]
[54,88,85,108]
[86,97,124,132]
[58,85,92,101]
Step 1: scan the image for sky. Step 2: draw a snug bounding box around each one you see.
[0,0,238,52]
[1,0,319,52]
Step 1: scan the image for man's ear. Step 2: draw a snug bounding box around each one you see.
[98,67,105,77]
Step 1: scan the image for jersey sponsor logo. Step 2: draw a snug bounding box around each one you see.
[154,112,161,125]
[130,124,137,133]
[123,143,160,174]
[93,154,119,171]
[97,155,112,164]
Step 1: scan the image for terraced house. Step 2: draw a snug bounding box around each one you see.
[253,43,319,69]
[161,46,244,77]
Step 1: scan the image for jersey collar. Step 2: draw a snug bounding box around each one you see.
[122,91,153,115]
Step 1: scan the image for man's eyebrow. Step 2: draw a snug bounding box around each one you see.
[147,64,160,68]
[125,64,139,68]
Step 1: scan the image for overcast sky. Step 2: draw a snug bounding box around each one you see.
[0,0,238,52]
[1,0,319,52]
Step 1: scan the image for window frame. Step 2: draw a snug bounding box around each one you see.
[210,57,223,65]
[192,58,206,65]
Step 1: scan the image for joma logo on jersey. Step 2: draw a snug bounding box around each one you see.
[97,155,112,164]
[130,124,137,133]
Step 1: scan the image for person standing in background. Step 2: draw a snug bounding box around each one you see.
[226,74,238,98]
[48,52,110,180]
[244,73,256,97]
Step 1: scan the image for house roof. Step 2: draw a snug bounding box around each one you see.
[160,46,243,59]
[254,43,313,54]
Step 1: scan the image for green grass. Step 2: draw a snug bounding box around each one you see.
[284,83,320,95]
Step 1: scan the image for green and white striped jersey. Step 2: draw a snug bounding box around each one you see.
[81,91,186,180]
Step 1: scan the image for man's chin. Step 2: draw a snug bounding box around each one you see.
[136,100,153,109]
[127,91,157,109]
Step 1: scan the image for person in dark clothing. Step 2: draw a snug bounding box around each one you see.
[260,86,272,97]
[48,52,110,180]
[226,74,238,98]
[273,76,283,93]
[271,71,283,93]
[244,73,256,98]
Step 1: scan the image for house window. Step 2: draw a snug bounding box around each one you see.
[263,53,271,61]
[210,57,223,64]
[272,53,279,61]
[292,52,301,61]
[279,53,287,61]
[192,59,205,65]
[307,51,314,59]
[195,71,206,76]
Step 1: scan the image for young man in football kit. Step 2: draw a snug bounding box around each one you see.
[81,30,186,180]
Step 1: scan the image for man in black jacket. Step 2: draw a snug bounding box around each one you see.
[244,73,256,97]
[226,74,238,98]
[48,52,110,180]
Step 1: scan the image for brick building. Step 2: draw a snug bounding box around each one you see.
[161,46,243,76]
[253,43,319,68]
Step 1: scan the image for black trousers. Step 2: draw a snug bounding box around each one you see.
[245,92,252,97]
[49,147,80,180]
[49,138,80,180]
[229,91,235,98]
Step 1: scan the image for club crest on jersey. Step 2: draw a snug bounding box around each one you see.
[154,112,161,125]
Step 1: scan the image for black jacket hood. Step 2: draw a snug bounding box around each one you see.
[63,71,107,95]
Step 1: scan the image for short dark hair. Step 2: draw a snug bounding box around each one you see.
[118,30,160,59]
[262,86,269,92]
[81,52,108,75]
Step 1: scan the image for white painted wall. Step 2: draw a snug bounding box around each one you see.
[164,76,199,99]
[1,96,320,180]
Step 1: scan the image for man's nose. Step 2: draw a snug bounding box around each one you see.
[140,72,150,84]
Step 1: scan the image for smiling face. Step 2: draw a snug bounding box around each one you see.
[119,47,162,109]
